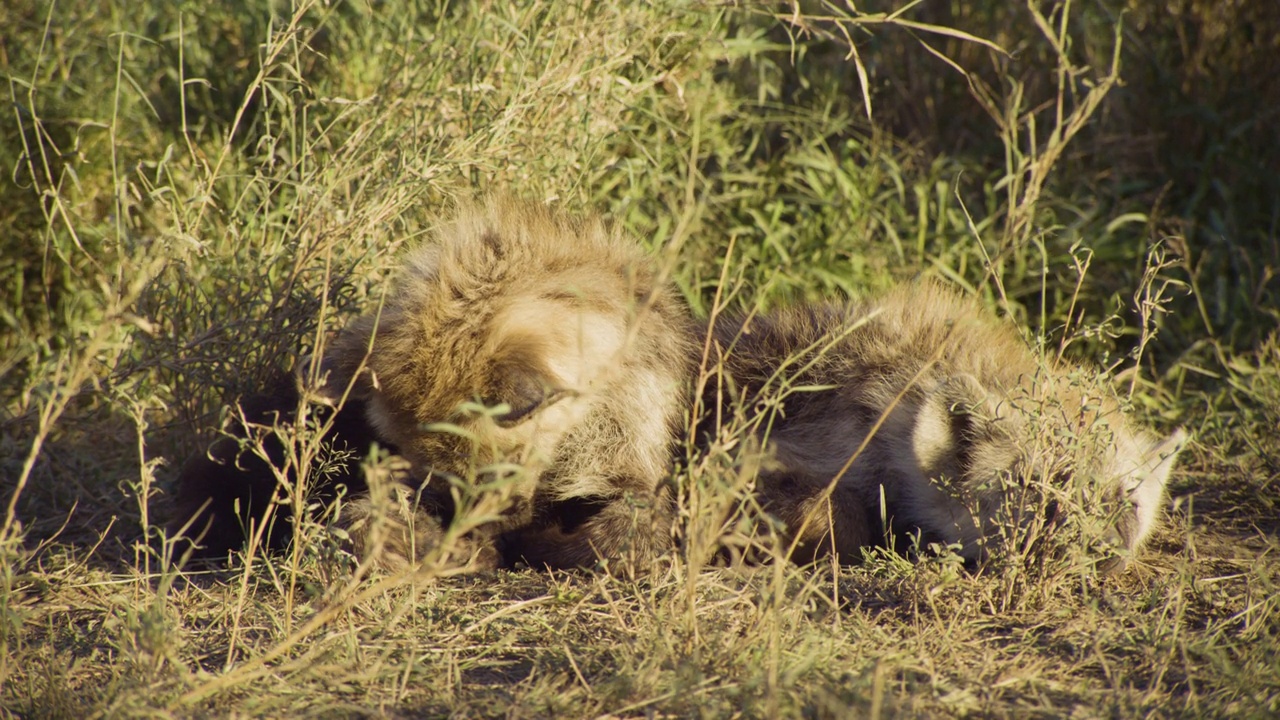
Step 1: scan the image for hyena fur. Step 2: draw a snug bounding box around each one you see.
[170,197,1185,573]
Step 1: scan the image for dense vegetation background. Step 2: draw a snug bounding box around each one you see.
[2,0,1277,716]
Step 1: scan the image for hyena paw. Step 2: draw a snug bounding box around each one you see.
[339,487,502,573]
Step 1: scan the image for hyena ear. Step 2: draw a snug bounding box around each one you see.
[304,314,379,404]
[483,363,548,426]
[1121,427,1188,551]
[937,373,978,407]
[938,373,1004,423]
[1129,428,1188,505]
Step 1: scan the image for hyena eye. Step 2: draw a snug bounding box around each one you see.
[482,364,556,427]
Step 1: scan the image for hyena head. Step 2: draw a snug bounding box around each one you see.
[947,371,1186,569]
[316,197,691,504]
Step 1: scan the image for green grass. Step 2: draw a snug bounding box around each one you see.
[3,0,1279,716]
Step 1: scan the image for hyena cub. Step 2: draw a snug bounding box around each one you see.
[318,197,696,571]
[171,197,1184,574]
[170,197,695,571]
[706,282,1186,571]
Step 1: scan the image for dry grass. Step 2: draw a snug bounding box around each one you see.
[2,0,1278,717]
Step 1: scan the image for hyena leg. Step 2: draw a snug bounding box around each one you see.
[875,466,986,565]
[341,486,503,572]
[499,490,675,573]
[755,474,875,564]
